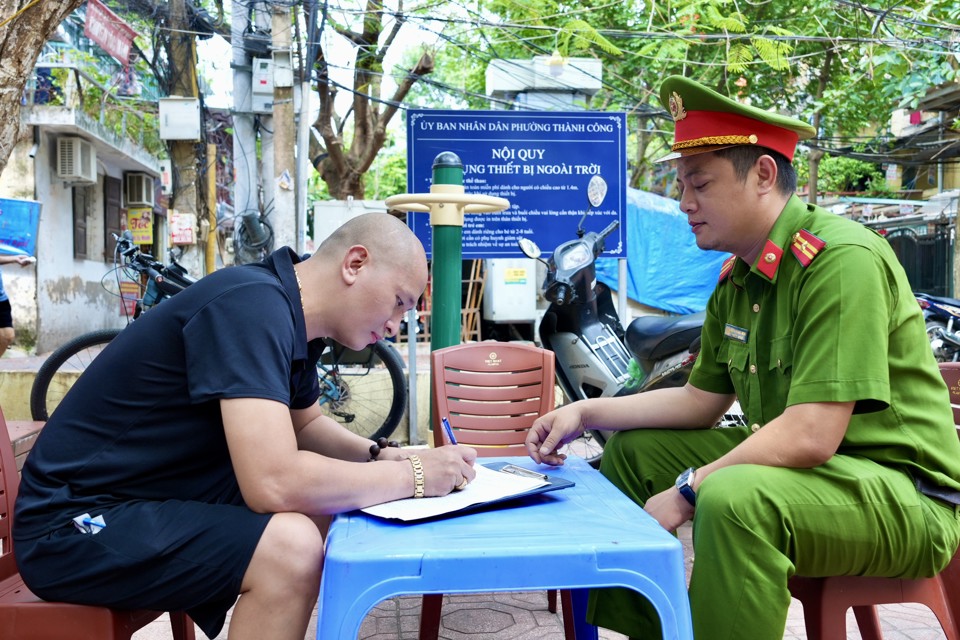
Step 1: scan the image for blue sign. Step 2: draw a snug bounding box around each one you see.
[407,110,627,259]
[0,198,41,256]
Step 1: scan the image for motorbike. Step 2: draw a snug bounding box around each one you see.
[518,175,723,466]
[917,292,960,362]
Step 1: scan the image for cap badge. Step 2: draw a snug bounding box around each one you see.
[669,91,687,121]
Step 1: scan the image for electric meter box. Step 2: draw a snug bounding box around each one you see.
[482,258,538,323]
[251,57,274,113]
[158,97,201,140]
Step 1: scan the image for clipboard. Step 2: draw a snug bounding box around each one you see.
[360,462,575,522]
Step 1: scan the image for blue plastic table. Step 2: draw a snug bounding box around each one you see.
[316,455,693,639]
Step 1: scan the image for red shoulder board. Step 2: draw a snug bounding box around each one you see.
[790,229,826,267]
[718,256,736,282]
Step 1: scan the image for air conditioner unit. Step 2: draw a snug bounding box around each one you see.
[56,137,97,183]
[124,172,155,207]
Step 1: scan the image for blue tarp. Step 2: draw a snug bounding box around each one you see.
[595,188,729,315]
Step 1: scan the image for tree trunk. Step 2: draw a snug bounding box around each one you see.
[806,49,834,206]
[310,1,433,200]
[0,0,84,177]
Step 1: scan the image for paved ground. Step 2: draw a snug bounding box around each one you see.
[134,521,949,639]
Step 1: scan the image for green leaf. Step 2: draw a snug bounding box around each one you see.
[727,43,754,74]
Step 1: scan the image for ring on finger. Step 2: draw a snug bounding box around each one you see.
[455,477,469,491]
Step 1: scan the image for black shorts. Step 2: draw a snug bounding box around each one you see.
[15,500,272,638]
[0,299,12,328]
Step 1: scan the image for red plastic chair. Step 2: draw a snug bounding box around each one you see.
[0,407,196,639]
[420,341,574,640]
[787,362,960,639]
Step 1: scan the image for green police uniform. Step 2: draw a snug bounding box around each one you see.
[590,77,960,639]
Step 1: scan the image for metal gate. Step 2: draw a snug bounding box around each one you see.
[885,224,952,296]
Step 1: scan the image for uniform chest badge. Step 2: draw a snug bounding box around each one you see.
[724,324,749,343]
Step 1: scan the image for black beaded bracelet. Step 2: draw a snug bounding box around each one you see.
[368,437,400,460]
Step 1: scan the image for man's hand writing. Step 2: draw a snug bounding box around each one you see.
[418,445,477,496]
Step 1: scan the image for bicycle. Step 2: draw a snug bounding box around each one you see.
[30,232,407,442]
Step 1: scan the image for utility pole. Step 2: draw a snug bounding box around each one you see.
[230,0,257,261]
[271,4,296,250]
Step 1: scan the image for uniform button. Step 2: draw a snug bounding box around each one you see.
[752,303,760,313]
[764,252,776,263]
[777,358,782,368]
[749,364,757,374]
[751,423,760,433]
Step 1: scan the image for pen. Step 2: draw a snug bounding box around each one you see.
[441,416,458,445]
[82,518,106,529]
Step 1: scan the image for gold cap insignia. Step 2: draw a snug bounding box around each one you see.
[669,91,687,121]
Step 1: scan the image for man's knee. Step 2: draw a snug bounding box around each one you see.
[696,465,775,528]
[248,513,324,588]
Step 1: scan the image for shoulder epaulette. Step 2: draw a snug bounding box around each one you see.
[790,229,826,267]
[718,256,736,282]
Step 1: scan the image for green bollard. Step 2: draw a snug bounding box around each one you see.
[430,152,465,353]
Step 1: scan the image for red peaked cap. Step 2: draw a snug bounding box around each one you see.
[658,75,816,162]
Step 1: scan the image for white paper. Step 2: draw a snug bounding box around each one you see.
[361,464,549,521]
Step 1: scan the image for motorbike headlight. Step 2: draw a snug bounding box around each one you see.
[557,242,592,271]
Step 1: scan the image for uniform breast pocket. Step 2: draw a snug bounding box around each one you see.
[717,339,749,375]
[768,335,793,376]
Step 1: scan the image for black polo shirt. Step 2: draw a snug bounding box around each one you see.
[14,248,323,540]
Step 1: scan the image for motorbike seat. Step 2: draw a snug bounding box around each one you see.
[919,293,960,308]
[626,311,705,362]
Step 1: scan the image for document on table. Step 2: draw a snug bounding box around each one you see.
[361,463,565,522]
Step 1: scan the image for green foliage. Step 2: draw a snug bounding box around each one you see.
[795,152,891,196]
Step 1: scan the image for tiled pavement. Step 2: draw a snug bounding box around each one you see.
[135,522,949,639]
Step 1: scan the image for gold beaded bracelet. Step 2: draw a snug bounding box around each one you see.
[408,455,425,499]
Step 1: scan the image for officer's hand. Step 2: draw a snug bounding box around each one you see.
[643,486,694,533]
[525,406,584,466]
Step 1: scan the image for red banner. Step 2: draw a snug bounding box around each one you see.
[84,0,138,66]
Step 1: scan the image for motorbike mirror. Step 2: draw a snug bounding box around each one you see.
[577,175,607,236]
[517,238,542,260]
[587,175,607,208]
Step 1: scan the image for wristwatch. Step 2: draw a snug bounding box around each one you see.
[675,467,697,506]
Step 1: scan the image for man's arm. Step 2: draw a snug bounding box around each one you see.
[645,399,855,532]
[221,397,477,515]
[289,403,382,462]
[526,383,735,465]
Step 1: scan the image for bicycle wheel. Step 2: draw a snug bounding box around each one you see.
[318,339,407,442]
[31,328,121,421]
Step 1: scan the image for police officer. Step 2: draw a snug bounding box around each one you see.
[525,76,960,638]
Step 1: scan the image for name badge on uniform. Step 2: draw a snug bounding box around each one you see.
[724,324,749,343]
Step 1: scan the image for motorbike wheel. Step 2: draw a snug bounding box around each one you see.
[926,320,960,362]
[928,320,947,342]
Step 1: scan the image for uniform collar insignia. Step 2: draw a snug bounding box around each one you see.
[756,240,783,280]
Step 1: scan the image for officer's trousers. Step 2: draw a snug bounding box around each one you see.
[588,427,960,639]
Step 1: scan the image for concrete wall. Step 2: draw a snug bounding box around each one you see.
[0,132,131,355]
